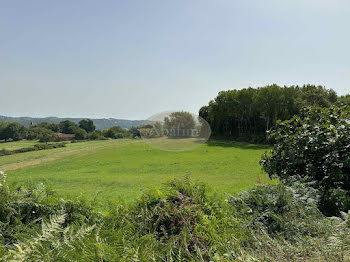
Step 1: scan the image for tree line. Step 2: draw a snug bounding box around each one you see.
[0,119,135,143]
[199,84,348,143]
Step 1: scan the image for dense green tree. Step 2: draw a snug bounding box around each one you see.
[163,111,196,136]
[0,122,10,141]
[339,94,350,106]
[58,120,79,134]
[200,84,341,143]
[32,122,59,132]
[256,85,300,139]
[74,128,87,140]
[198,106,209,123]
[2,123,26,141]
[37,129,58,143]
[27,127,46,140]
[297,85,337,108]
[79,119,96,133]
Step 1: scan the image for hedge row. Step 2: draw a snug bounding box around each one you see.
[0,142,67,156]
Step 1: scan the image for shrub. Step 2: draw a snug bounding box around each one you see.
[74,128,87,140]
[88,130,103,140]
[102,178,244,261]
[0,171,103,261]
[261,105,350,215]
[228,183,325,239]
[129,126,141,138]
[115,133,123,139]
[1,173,349,261]
[102,126,131,139]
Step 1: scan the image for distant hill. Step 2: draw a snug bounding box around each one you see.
[0,115,145,130]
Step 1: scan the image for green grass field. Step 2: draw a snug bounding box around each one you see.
[0,140,39,150]
[0,139,272,209]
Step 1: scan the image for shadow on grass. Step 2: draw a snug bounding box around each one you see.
[206,139,271,150]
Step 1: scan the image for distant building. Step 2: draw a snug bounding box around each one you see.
[56,132,75,141]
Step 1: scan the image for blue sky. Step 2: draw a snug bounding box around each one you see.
[1,0,349,119]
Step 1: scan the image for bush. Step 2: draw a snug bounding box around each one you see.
[261,105,350,215]
[102,126,131,139]
[129,126,140,138]
[74,128,87,140]
[88,130,103,140]
[115,133,123,139]
[1,173,349,261]
[228,183,325,239]
[0,171,102,261]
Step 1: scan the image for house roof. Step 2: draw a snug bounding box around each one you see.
[56,132,75,138]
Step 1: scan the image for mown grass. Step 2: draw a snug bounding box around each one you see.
[2,139,272,209]
[0,139,123,170]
